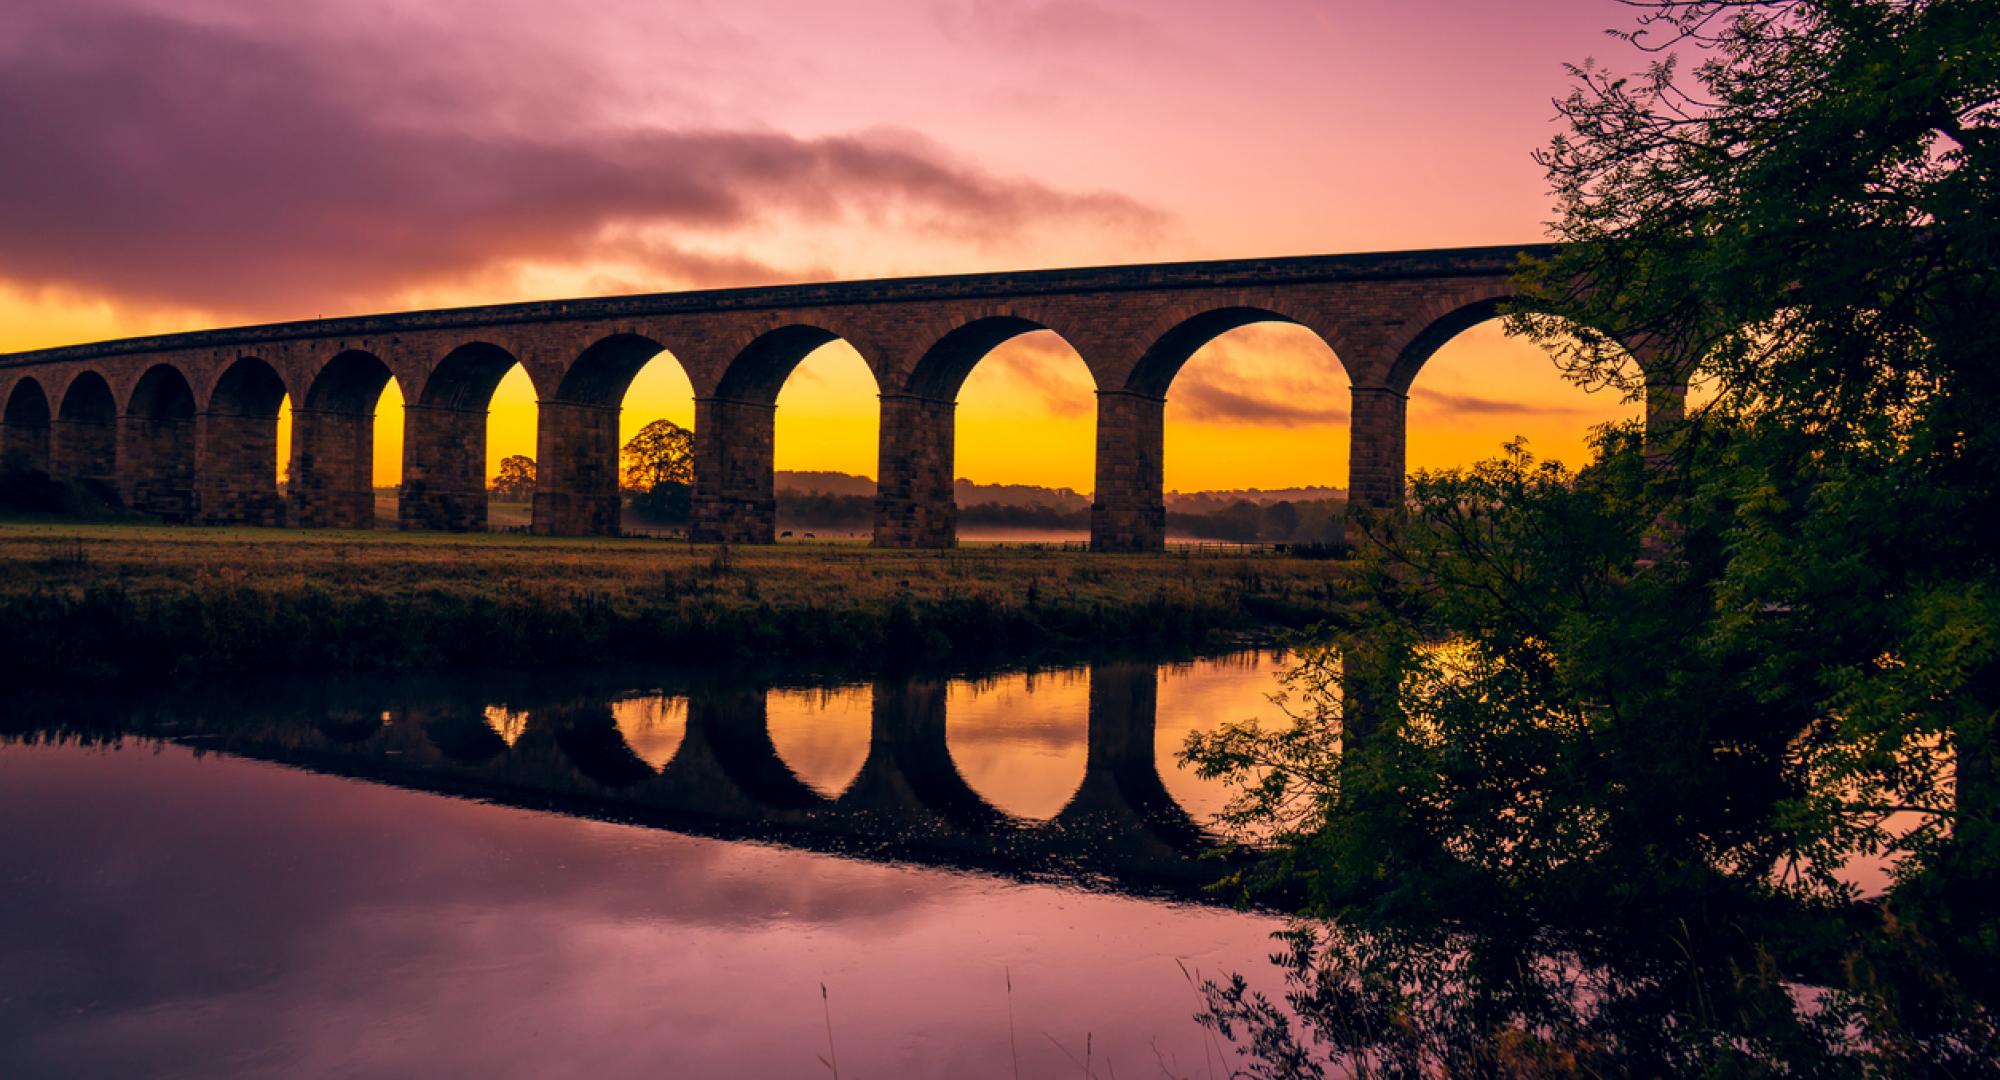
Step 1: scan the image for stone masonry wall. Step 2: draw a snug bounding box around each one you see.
[118,413,197,520]
[872,394,956,547]
[691,396,777,543]
[1,415,50,474]
[1089,391,1167,552]
[51,416,117,489]
[1,378,52,473]
[195,409,286,525]
[0,246,1695,548]
[532,400,622,535]
[288,408,378,528]
[1347,387,1409,509]
[399,404,489,531]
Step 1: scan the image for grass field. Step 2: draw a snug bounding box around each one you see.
[0,519,1344,685]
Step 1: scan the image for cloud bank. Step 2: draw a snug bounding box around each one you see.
[0,1,1161,317]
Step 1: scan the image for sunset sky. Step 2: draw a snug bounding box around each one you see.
[0,0,1649,492]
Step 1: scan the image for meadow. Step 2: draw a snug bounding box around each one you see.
[0,519,1343,686]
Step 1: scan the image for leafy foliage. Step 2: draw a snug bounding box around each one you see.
[1184,1,2000,1072]
[490,454,536,499]
[627,479,692,525]
[621,418,694,491]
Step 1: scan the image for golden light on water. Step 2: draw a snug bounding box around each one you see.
[767,686,874,798]
[483,706,529,747]
[611,696,689,773]
[946,670,1090,821]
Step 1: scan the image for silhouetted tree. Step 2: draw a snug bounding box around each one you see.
[621,418,694,491]
[1186,1,2000,1072]
[627,480,692,525]
[490,455,536,500]
[1260,499,1300,540]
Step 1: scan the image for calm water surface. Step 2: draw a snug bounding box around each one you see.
[0,652,1296,1078]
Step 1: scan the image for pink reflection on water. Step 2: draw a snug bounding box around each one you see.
[0,738,1283,1078]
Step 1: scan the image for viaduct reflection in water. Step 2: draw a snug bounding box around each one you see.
[25,657,1287,893]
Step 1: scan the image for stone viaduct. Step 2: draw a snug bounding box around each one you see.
[0,243,1685,550]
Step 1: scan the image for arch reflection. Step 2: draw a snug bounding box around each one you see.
[945,670,1089,821]
[16,657,1278,895]
[611,696,687,773]
[545,703,656,789]
[483,705,529,747]
[766,687,872,798]
[845,678,1013,834]
[1153,650,1297,827]
[426,710,509,763]
[659,689,827,813]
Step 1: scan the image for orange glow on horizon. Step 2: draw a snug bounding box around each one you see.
[1408,322,1637,475]
[1164,323,1349,494]
[250,319,1629,497]
[956,332,1097,494]
[36,294,1627,500]
[773,342,880,481]
[1,0,1658,501]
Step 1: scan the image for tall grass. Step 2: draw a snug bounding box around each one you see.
[0,522,1341,685]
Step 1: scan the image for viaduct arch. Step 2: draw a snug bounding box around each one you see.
[0,244,1685,549]
[1,375,50,474]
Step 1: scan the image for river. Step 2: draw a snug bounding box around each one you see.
[0,651,1300,1078]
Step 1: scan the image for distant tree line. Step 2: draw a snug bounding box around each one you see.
[607,419,1349,541]
[1168,497,1345,544]
[766,491,1346,542]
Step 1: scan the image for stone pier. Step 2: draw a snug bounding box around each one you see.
[0,244,1694,543]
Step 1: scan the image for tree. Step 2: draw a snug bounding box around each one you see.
[1515,0,2000,890]
[620,419,696,525]
[1185,2,2000,1072]
[1260,499,1300,540]
[627,480,692,524]
[621,418,694,491]
[489,455,535,500]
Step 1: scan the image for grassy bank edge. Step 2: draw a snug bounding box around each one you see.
[0,522,1341,687]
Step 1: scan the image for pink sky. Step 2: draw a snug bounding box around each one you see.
[0,0,1651,490]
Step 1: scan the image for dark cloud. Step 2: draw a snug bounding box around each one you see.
[555,248,825,303]
[1160,323,1350,426]
[1168,367,1348,427]
[1413,390,1614,418]
[0,2,1162,317]
[974,331,1096,416]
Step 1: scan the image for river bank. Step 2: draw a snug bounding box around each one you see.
[0,520,1343,686]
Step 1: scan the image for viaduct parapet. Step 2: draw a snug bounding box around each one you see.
[0,243,1683,549]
